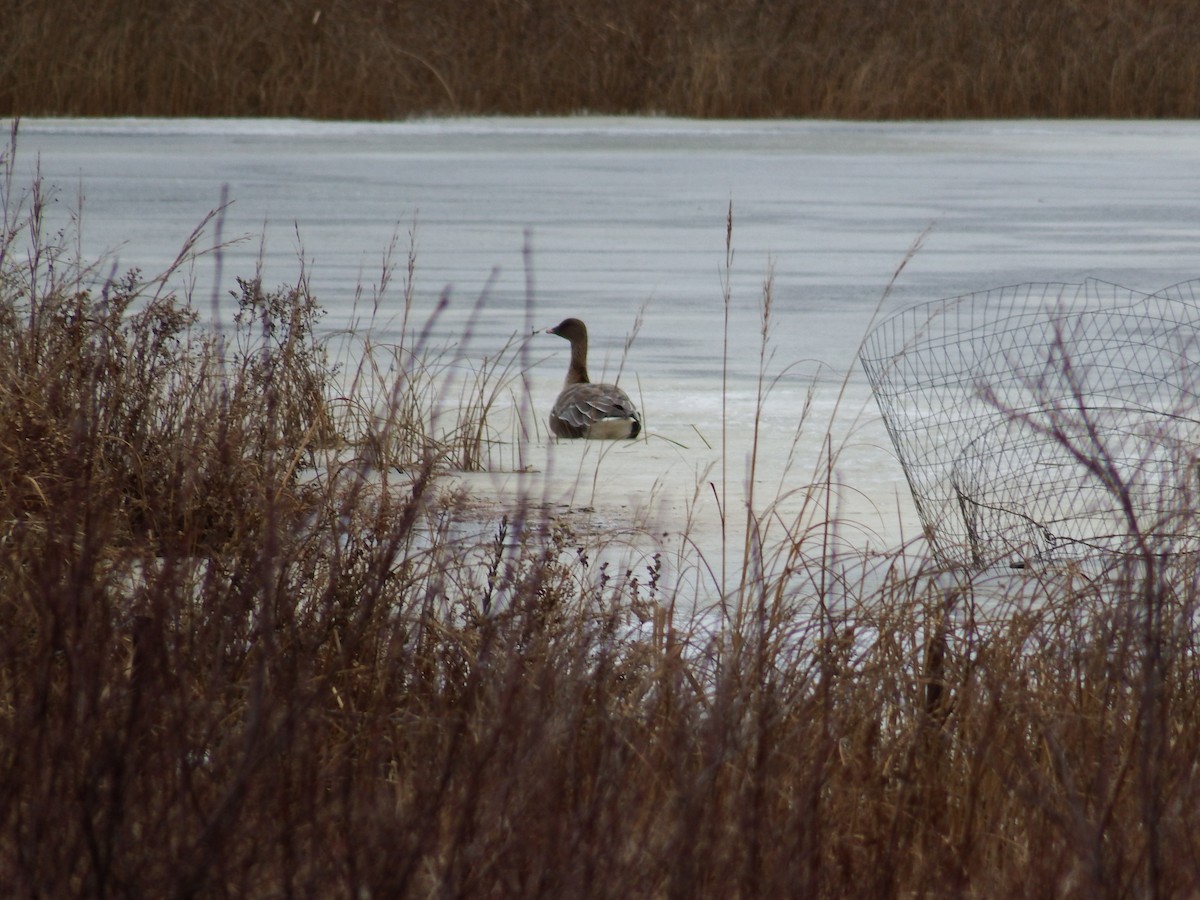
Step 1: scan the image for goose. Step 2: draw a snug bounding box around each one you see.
[546,318,642,439]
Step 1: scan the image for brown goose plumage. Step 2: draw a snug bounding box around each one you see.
[546,318,642,439]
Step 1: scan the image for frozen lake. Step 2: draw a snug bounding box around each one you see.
[11,116,1200,604]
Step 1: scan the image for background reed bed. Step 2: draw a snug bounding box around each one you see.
[4,0,1200,119]
[5,128,1200,895]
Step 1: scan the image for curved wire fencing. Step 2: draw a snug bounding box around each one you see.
[860,278,1200,569]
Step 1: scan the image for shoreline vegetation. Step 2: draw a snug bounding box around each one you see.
[6,121,1200,895]
[5,0,1200,119]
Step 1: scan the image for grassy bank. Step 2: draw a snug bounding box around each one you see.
[5,127,1200,896]
[4,0,1200,119]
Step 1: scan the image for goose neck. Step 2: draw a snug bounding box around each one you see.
[566,339,590,384]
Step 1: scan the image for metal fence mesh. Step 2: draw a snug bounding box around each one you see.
[859,278,1200,568]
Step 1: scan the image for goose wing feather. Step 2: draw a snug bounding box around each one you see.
[551,383,641,438]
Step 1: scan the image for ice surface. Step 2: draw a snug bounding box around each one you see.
[13,116,1200,603]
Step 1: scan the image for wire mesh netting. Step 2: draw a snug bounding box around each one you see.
[859,278,1200,569]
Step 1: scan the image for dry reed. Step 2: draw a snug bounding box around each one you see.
[4,0,1200,119]
[4,124,1200,897]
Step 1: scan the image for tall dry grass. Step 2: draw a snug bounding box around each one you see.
[5,124,1200,896]
[4,0,1200,119]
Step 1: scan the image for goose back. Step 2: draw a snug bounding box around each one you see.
[550,382,641,439]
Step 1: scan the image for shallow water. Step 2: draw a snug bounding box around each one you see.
[13,116,1200,603]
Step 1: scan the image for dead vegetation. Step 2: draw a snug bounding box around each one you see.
[4,125,1200,897]
[4,0,1200,119]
